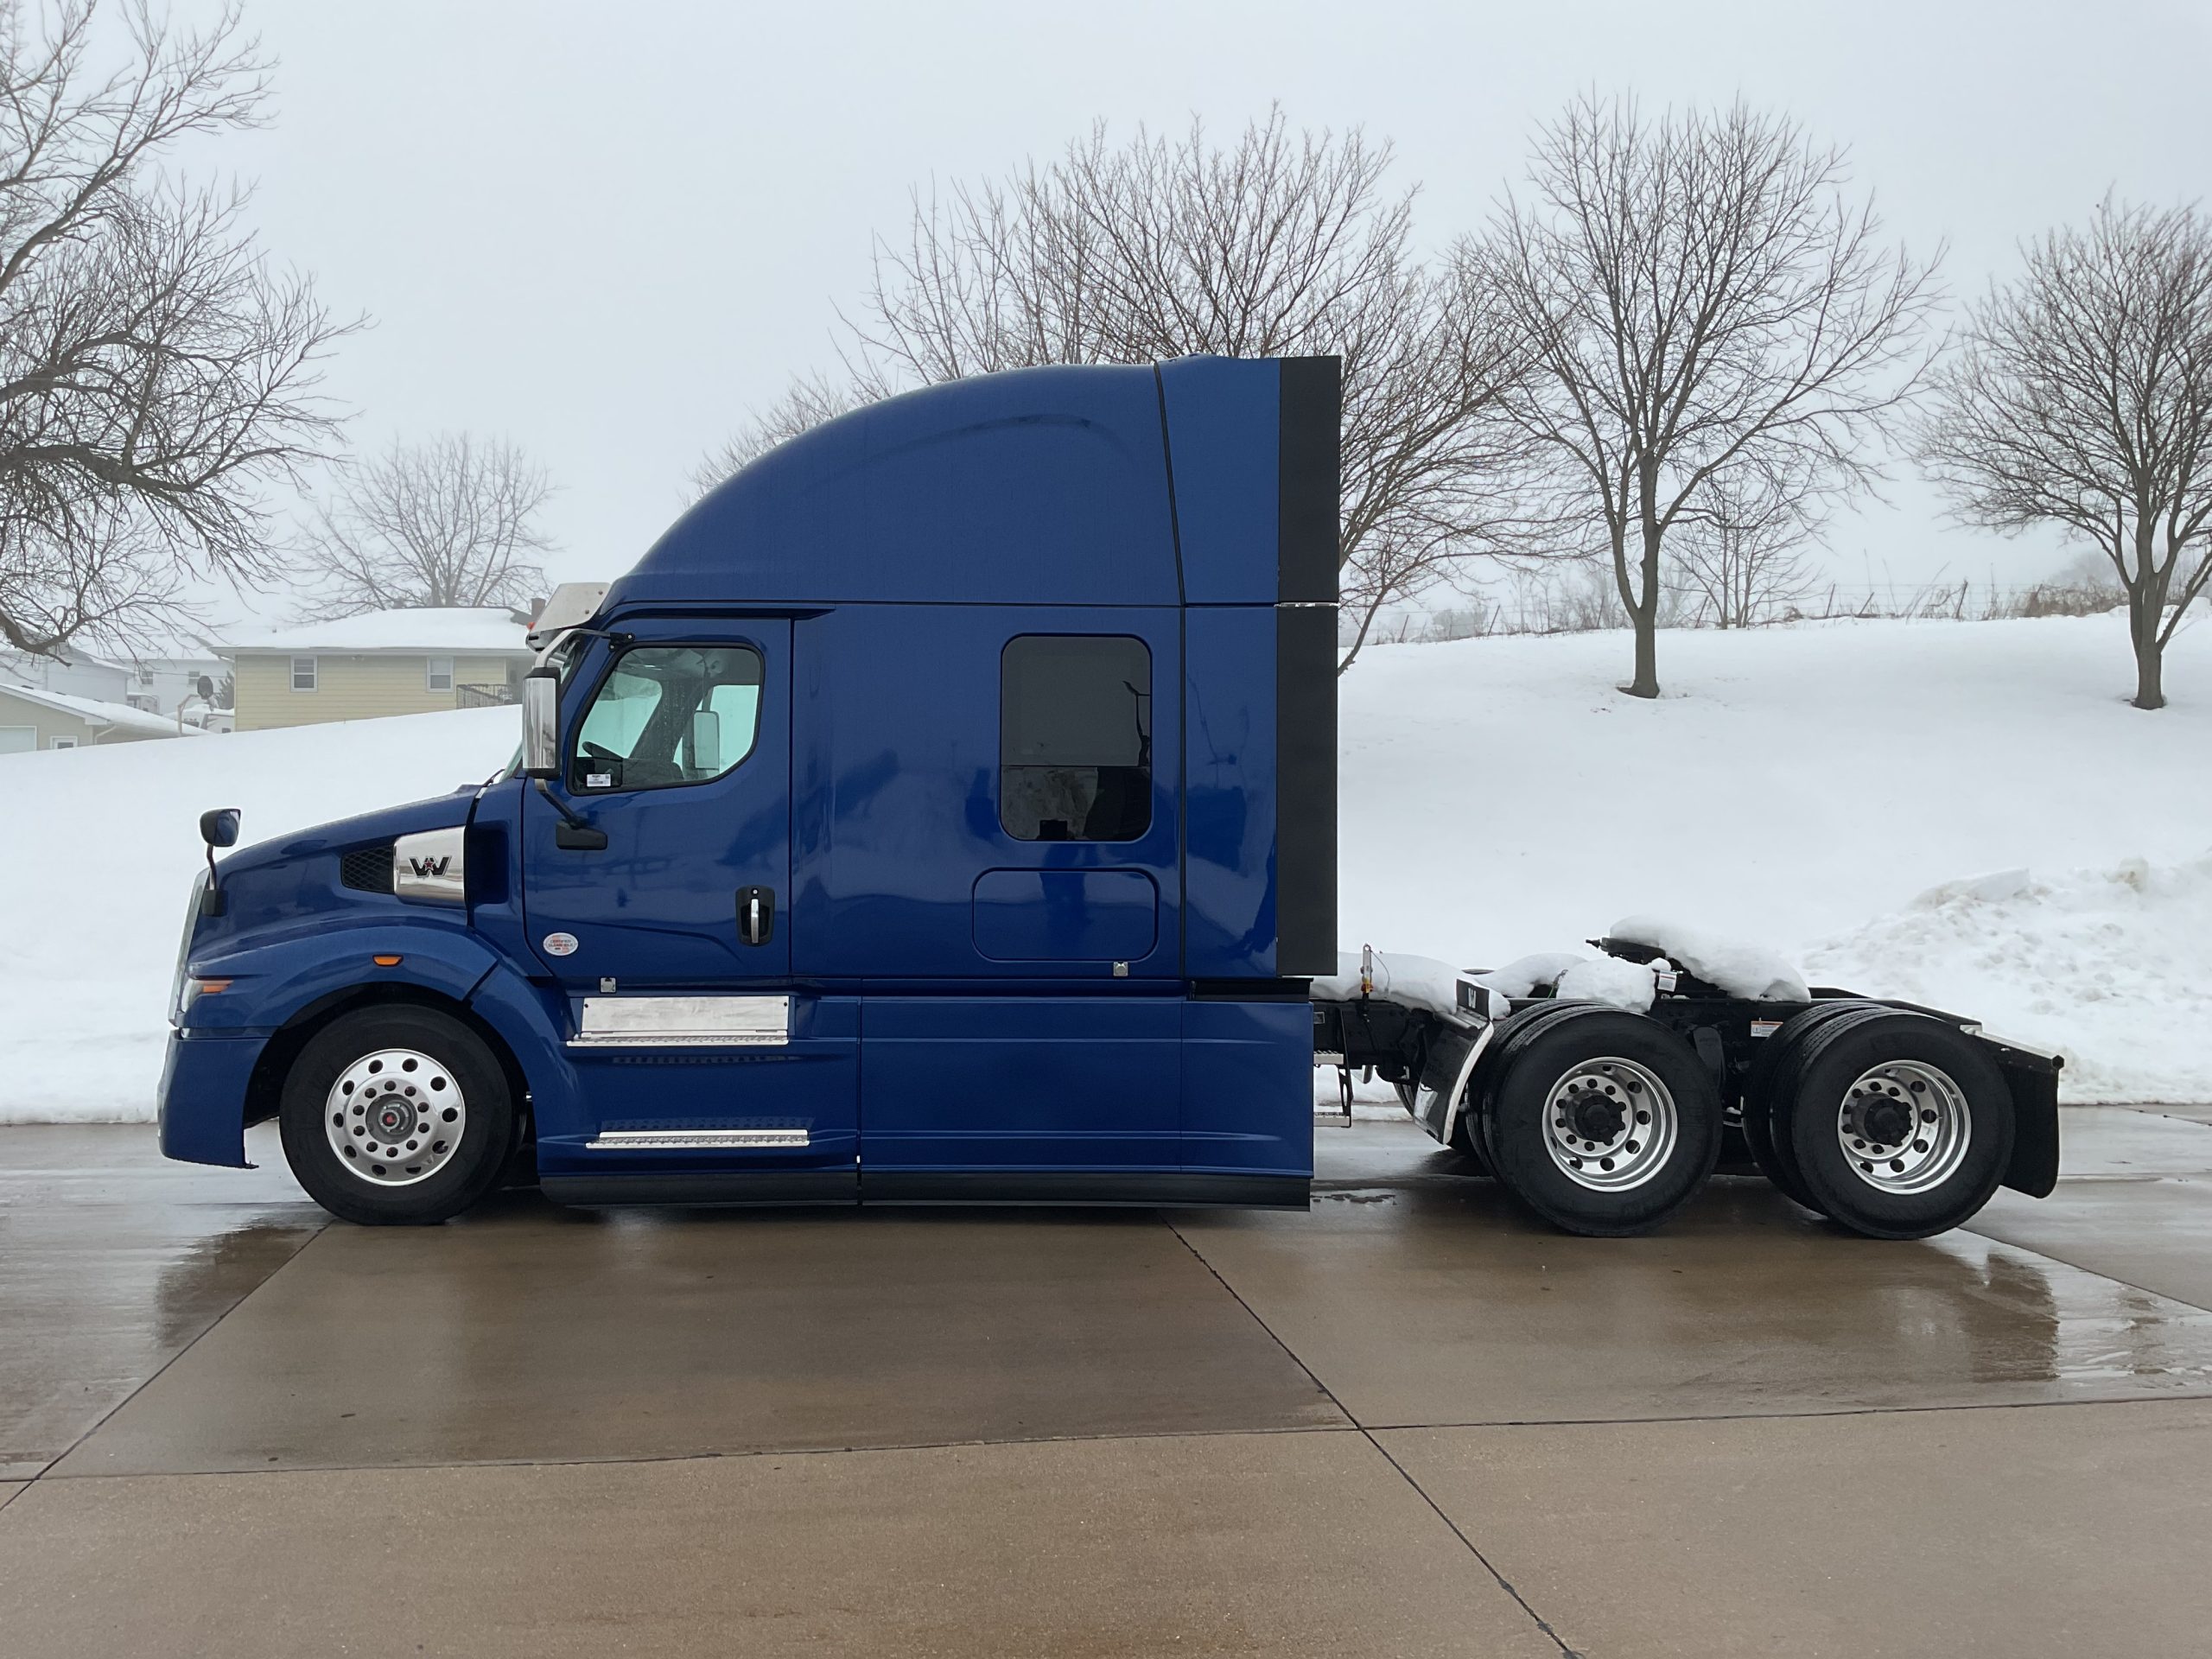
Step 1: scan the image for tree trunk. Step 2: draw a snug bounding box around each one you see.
[2131,599,2166,709]
[1623,518,1663,698]
[2126,526,2167,710]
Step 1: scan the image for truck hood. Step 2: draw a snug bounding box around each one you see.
[215,785,482,882]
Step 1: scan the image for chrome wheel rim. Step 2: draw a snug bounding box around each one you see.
[1541,1057,1678,1191]
[1836,1061,1970,1194]
[323,1047,467,1187]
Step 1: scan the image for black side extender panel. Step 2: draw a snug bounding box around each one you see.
[1275,354,1340,977]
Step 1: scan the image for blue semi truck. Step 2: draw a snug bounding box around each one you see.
[160,354,2061,1239]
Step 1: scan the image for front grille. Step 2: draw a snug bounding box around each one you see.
[339,846,393,893]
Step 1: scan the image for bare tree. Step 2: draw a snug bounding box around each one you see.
[702,111,1535,671]
[1671,470,1824,627]
[296,434,553,618]
[0,0,348,659]
[1920,198,2212,709]
[1467,93,1942,696]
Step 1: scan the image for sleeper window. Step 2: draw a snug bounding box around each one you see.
[1000,635,1151,842]
[571,645,763,792]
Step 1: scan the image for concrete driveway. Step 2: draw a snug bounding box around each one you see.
[4,1107,2212,1656]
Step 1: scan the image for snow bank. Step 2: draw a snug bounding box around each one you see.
[1805,854,2212,1103]
[0,709,516,1123]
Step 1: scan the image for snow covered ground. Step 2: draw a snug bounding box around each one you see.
[2,610,2206,1122]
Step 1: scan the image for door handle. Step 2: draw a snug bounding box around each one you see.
[737,886,775,946]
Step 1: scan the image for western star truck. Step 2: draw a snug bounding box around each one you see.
[159,355,2062,1238]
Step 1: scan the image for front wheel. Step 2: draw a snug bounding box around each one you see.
[1482,1008,1724,1236]
[278,1005,517,1225]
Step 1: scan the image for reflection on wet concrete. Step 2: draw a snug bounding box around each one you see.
[1178,1112,2212,1427]
[0,1125,323,1479]
[53,1196,1343,1478]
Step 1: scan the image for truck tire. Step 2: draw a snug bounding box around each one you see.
[1482,1007,1724,1237]
[1742,1001,1878,1217]
[1465,1001,1599,1168]
[1781,1011,2013,1239]
[278,1006,518,1225]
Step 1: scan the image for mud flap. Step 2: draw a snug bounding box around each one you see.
[1412,1019,1493,1147]
[1995,1049,2062,1198]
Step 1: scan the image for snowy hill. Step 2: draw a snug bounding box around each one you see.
[2,611,2206,1122]
[1341,612,2212,1101]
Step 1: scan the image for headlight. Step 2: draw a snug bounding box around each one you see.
[169,868,210,1026]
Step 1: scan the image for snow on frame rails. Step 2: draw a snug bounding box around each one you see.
[1310,934,2061,1240]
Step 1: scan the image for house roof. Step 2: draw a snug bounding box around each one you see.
[0,682,198,735]
[218,608,534,658]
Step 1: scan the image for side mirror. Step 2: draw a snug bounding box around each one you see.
[688,709,721,775]
[199,807,240,849]
[521,669,559,779]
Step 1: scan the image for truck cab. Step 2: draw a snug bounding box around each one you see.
[161,356,1345,1225]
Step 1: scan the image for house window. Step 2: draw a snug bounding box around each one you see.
[49,735,78,750]
[999,635,1152,842]
[290,657,317,692]
[137,664,155,686]
[426,656,454,693]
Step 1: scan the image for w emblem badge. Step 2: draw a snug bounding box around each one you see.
[391,829,465,904]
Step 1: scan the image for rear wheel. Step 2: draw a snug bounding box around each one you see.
[1783,1012,2013,1239]
[1483,1007,1723,1236]
[278,1006,517,1225]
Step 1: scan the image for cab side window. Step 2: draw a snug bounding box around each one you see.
[1000,635,1151,841]
[572,645,763,792]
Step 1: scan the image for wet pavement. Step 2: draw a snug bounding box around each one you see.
[3,1108,2212,1656]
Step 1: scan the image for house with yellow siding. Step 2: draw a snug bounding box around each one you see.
[220,609,536,732]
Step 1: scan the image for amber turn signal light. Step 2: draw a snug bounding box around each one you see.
[372,955,403,968]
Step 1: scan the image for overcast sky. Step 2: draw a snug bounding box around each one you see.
[166,0,2212,620]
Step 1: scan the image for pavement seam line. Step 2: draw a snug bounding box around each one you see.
[41,1421,1369,1484]
[1359,1390,2212,1431]
[1161,1217,1583,1658]
[23,1215,332,1487]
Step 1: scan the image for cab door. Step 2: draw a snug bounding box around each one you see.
[524,620,791,984]
[520,618,856,1192]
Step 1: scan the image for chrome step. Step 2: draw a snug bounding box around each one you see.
[586,1128,810,1151]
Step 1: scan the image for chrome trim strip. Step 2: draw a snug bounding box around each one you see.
[569,995,790,1048]
[587,1128,810,1150]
